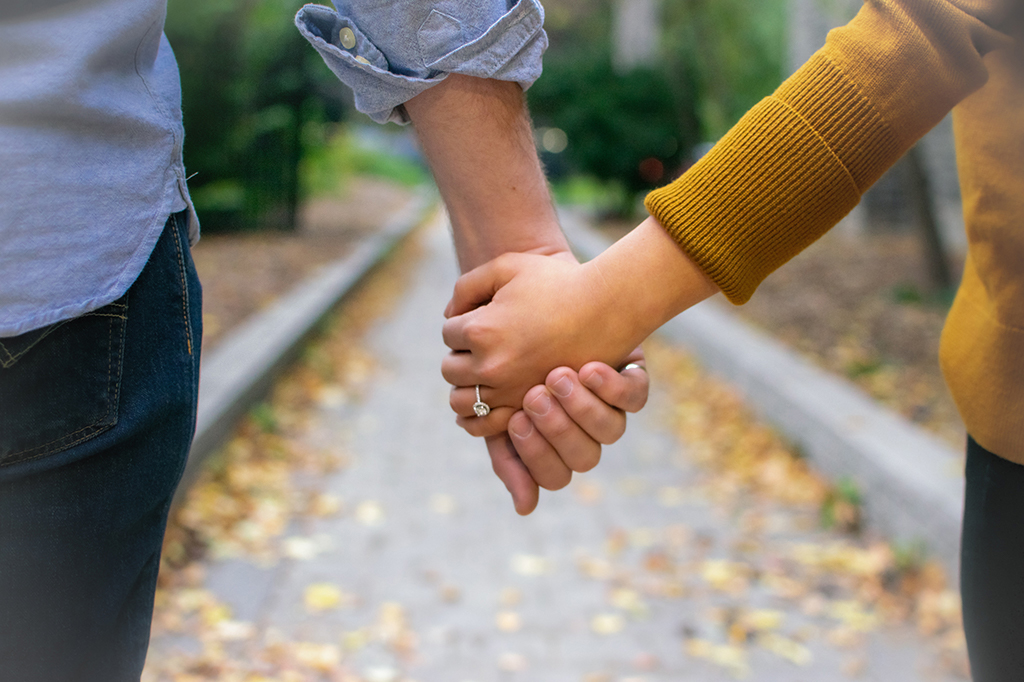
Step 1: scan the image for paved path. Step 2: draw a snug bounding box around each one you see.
[146,213,966,682]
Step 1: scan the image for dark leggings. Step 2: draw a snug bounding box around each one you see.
[960,436,1024,681]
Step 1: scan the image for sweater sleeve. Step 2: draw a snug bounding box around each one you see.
[645,0,1014,304]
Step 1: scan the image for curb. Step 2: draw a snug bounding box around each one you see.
[175,192,436,505]
[561,210,965,580]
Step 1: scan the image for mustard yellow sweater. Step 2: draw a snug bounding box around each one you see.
[646,0,1024,462]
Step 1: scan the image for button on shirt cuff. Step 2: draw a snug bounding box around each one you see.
[295,1,547,124]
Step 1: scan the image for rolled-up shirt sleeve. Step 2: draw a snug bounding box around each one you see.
[295,1,547,124]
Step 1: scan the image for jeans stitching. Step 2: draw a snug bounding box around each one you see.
[0,322,66,368]
[170,217,194,356]
[3,295,128,463]
[0,303,126,368]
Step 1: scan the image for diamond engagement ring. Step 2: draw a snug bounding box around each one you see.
[473,385,491,417]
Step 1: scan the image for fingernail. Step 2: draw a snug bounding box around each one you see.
[581,371,603,390]
[526,392,552,416]
[509,418,534,439]
[551,376,573,398]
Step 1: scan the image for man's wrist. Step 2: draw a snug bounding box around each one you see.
[405,74,566,272]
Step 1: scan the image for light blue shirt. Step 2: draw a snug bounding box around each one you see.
[0,1,545,337]
[295,1,547,124]
[0,0,195,337]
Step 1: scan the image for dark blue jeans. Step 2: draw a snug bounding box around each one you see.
[0,211,201,682]
[961,436,1024,682]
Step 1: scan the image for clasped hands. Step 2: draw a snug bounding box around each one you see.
[441,252,649,514]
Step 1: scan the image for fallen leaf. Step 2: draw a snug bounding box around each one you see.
[759,632,813,666]
[743,609,785,632]
[292,641,341,671]
[609,588,648,618]
[304,583,347,612]
[309,493,343,517]
[511,554,549,576]
[701,560,750,594]
[283,534,331,561]
[590,613,625,635]
[213,620,255,642]
[828,601,880,632]
[355,500,385,526]
[364,666,399,682]
[495,611,522,633]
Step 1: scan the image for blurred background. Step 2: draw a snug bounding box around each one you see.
[146,4,972,678]
[166,0,789,230]
[167,0,966,446]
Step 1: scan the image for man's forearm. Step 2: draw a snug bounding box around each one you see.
[404,74,570,272]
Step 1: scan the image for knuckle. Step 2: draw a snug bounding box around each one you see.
[600,423,626,445]
[542,416,575,441]
[543,471,572,491]
[460,417,494,438]
[627,386,649,412]
[595,414,627,445]
[440,355,462,384]
[571,448,602,473]
[461,318,486,345]
[477,360,503,386]
[494,252,520,271]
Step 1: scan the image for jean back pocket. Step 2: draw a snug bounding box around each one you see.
[0,297,128,467]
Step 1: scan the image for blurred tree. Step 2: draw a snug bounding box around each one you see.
[905,144,954,293]
[528,48,698,216]
[662,0,787,140]
[612,0,659,72]
[530,0,784,215]
[166,0,348,232]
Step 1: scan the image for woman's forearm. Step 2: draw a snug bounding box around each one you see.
[589,216,720,347]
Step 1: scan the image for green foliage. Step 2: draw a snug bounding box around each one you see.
[892,282,958,310]
[892,539,929,573]
[300,126,429,197]
[248,402,278,434]
[820,476,863,532]
[531,0,785,214]
[845,357,885,379]
[662,0,788,140]
[166,0,348,232]
[528,47,699,215]
[550,175,630,213]
[892,283,926,305]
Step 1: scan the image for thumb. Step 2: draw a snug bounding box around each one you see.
[445,254,520,318]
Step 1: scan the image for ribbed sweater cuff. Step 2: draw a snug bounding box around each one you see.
[645,55,904,304]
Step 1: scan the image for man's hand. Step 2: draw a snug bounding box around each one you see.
[481,355,649,515]
[405,74,666,513]
[441,216,720,513]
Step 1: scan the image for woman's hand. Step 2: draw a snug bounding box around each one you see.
[441,253,644,410]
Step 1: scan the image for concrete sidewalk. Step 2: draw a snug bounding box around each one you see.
[145,213,966,682]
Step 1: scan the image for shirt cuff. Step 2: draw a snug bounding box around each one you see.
[295,1,547,124]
